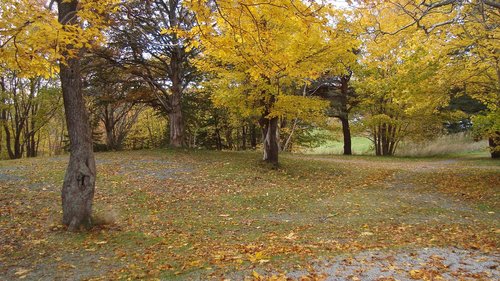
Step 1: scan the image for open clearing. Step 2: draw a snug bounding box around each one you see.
[0,150,499,280]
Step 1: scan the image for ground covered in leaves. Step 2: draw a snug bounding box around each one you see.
[0,150,498,280]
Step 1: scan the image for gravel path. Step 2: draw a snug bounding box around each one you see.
[286,247,499,281]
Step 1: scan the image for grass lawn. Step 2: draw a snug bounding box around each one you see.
[303,137,373,155]
[0,150,498,280]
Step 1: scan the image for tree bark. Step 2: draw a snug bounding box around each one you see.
[168,92,184,148]
[261,116,279,166]
[241,126,245,150]
[489,131,500,159]
[103,105,116,150]
[167,3,186,148]
[168,79,184,147]
[2,124,14,159]
[58,0,96,231]
[340,117,352,155]
[225,127,233,150]
[339,75,352,155]
[373,122,398,156]
[215,128,222,150]
[250,123,257,149]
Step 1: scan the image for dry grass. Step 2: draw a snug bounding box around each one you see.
[396,133,488,157]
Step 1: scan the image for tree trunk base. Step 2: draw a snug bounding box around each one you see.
[169,110,184,148]
[62,153,96,231]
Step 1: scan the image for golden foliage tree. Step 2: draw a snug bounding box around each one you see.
[1,0,118,230]
[191,0,359,165]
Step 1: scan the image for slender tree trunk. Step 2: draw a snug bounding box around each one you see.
[58,0,96,231]
[489,131,500,159]
[215,129,222,150]
[376,123,396,156]
[13,130,22,158]
[34,132,40,157]
[341,117,352,155]
[103,105,117,150]
[225,127,233,150]
[5,121,22,159]
[241,125,247,150]
[250,123,257,149]
[339,75,352,155]
[374,126,381,156]
[0,77,3,157]
[261,116,279,166]
[388,124,397,155]
[146,122,154,148]
[3,125,14,159]
[282,118,298,152]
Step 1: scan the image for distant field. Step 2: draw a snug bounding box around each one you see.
[304,133,490,158]
[303,137,373,155]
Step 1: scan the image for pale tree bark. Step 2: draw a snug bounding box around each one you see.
[259,92,279,166]
[58,0,96,231]
[260,115,279,166]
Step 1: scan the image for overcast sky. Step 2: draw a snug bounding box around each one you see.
[329,0,351,8]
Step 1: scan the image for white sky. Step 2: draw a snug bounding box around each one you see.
[329,0,351,8]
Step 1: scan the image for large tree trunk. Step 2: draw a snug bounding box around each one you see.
[168,92,184,148]
[168,6,185,148]
[168,76,184,147]
[340,117,352,155]
[58,0,96,232]
[261,116,279,166]
[105,126,115,150]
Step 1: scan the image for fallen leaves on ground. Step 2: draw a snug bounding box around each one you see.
[0,150,498,280]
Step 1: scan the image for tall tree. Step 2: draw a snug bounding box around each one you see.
[106,0,199,147]
[57,0,96,231]
[356,1,453,155]
[360,0,499,157]
[0,73,61,159]
[192,0,340,165]
[312,71,357,155]
[1,0,117,230]
[82,56,147,150]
